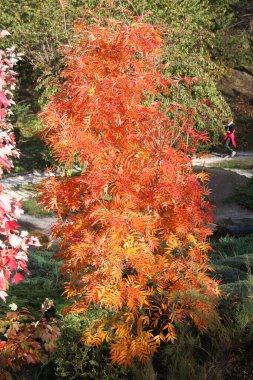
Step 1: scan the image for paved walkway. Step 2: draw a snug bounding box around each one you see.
[3,152,252,201]
[2,170,57,235]
[2,170,56,201]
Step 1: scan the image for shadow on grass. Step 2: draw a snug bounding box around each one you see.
[0,248,70,318]
[13,134,50,173]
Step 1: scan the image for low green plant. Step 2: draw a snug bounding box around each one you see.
[209,264,247,283]
[154,273,253,380]
[151,235,253,379]
[210,235,253,259]
[215,254,253,273]
[54,312,131,380]
[11,114,54,173]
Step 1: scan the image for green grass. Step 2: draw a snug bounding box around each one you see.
[1,247,69,317]
[22,196,53,217]
[210,235,253,259]
[234,177,253,210]
[12,115,53,174]
[209,157,253,170]
[13,135,48,173]
[208,235,253,288]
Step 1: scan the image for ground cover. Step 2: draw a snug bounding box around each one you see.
[0,246,67,318]
[210,157,253,170]
[12,116,50,174]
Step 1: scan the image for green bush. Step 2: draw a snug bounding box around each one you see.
[154,274,253,380]
[220,280,253,299]
[210,235,253,259]
[1,248,66,317]
[208,264,247,283]
[152,236,253,379]
[215,254,253,273]
[54,312,131,380]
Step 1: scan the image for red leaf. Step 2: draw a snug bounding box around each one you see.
[0,91,10,108]
[6,256,17,271]
[11,273,25,285]
[5,220,19,231]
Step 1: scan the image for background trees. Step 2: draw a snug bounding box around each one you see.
[1,0,251,132]
[1,0,251,152]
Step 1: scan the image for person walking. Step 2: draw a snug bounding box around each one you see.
[223,121,236,157]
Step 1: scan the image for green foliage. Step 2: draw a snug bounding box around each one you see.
[211,235,253,259]
[210,235,253,291]
[0,0,235,144]
[209,264,247,283]
[0,0,97,107]
[215,254,253,273]
[220,279,252,299]
[211,0,253,67]
[12,115,53,173]
[134,0,233,143]
[54,312,131,380]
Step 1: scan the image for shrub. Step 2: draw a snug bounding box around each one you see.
[208,264,247,283]
[215,254,253,273]
[54,312,131,380]
[210,235,253,259]
[0,248,66,317]
[154,274,253,380]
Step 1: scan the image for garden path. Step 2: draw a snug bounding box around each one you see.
[2,170,57,235]
[2,152,253,235]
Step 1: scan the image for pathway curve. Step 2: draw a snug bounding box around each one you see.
[2,170,57,235]
[2,170,56,201]
[2,152,253,234]
[192,151,253,179]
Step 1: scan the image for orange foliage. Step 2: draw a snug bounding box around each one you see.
[39,17,219,365]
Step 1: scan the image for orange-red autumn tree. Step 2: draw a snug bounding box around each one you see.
[39,17,219,365]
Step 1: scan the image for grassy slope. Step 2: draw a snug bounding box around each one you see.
[1,247,69,318]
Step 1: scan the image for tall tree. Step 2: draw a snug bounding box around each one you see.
[39,17,219,365]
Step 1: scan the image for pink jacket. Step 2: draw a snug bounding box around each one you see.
[223,129,236,148]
